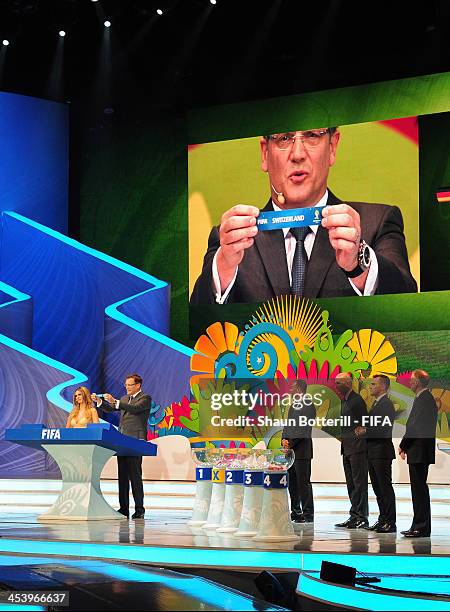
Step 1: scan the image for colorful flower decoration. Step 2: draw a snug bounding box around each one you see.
[396,371,413,388]
[158,396,192,430]
[241,359,343,447]
[147,400,165,426]
[347,329,397,378]
[295,358,341,385]
[434,388,450,442]
[150,297,415,445]
[190,321,241,387]
[300,311,369,378]
[243,296,323,375]
[433,388,450,414]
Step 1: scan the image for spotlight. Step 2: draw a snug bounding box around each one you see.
[2,40,9,46]
[59,30,66,37]
[210,0,217,4]
[156,9,163,15]
[104,20,111,27]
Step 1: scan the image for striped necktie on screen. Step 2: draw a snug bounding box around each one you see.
[290,226,311,296]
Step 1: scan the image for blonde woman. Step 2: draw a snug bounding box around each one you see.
[66,386,99,428]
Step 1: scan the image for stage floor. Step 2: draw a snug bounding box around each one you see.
[1,481,449,610]
[0,481,449,571]
[1,511,450,557]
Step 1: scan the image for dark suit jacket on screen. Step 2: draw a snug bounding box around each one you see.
[399,389,438,465]
[366,394,396,460]
[190,192,417,304]
[101,391,151,440]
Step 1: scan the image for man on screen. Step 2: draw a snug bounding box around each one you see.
[190,127,417,304]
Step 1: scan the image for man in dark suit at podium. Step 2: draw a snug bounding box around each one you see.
[366,375,397,533]
[93,373,151,519]
[399,369,438,538]
[281,379,315,524]
[334,373,369,529]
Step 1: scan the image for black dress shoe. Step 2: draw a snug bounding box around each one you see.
[346,518,369,529]
[367,521,381,531]
[302,515,314,523]
[132,511,145,519]
[335,518,352,528]
[376,523,397,533]
[118,509,129,519]
[403,529,430,538]
[401,528,413,535]
[291,511,302,521]
[294,514,314,524]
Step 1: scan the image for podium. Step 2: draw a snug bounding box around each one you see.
[5,423,157,521]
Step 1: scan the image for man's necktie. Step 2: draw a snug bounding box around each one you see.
[128,395,132,404]
[290,226,311,296]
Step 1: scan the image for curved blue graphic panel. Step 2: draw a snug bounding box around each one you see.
[1,212,193,397]
[0,281,32,345]
[0,334,87,477]
[0,93,194,478]
[0,211,194,476]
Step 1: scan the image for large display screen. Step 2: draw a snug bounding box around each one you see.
[189,113,450,305]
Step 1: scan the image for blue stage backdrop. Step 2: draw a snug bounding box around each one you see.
[0,92,192,478]
[0,92,68,233]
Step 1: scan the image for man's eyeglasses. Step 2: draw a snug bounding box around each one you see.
[267,129,330,150]
[124,382,139,388]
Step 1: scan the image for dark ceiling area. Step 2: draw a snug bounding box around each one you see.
[0,0,449,115]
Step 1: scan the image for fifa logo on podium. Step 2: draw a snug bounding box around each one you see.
[41,429,61,440]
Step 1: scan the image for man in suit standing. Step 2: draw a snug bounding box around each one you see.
[399,369,438,538]
[366,375,397,533]
[93,373,151,519]
[334,373,369,529]
[190,127,417,304]
[281,379,315,524]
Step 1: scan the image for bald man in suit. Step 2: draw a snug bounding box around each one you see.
[399,370,438,538]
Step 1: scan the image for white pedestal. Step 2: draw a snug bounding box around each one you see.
[235,481,264,538]
[253,472,299,542]
[202,482,226,529]
[216,480,244,533]
[40,444,123,521]
[187,479,213,526]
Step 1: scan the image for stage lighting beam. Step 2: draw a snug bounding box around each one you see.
[45,30,65,101]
